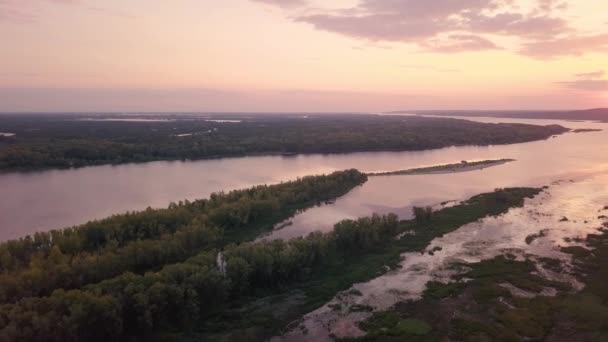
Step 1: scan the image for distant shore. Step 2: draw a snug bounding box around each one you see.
[368,159,515,176]
[572,128,603,133]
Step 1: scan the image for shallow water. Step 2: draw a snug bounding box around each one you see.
[265,121,608,240]
[0,117,606,241]
[277,173,608,341]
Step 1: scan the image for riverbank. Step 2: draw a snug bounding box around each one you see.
[0,186,541,341]
[351,215,608,341]
[368,159,515,176]
[0,114,567,172]
[193,188,542,341]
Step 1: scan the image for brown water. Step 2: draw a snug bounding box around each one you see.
[0,117,606,242]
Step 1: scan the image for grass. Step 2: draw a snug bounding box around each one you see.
[351,215,608,341]
[176,187,543,341]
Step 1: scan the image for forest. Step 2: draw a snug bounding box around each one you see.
[0,113,568,171]
[0,183,541,341]
[0,169,367,303]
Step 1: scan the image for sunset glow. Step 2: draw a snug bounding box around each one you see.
[1,0,607,111]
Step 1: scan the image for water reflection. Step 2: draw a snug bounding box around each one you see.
[266,123,608,240]
[277,173,608,341]
[0,117,606,241]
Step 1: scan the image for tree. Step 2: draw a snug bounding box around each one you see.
[413,206,433,223]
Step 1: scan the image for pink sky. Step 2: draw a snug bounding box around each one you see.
[1,0,607,111]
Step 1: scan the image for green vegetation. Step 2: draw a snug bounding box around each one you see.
[0,113,567,171]
[0,186,541,341]
[0,169,367,303]
[525,229,548,244]
[368,159,515,176]
[352,217,608,342]
[360,313,432,337]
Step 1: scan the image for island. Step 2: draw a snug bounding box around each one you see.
[572,128,603,133]
[368,159,515,176]
[0,113,566,171]
[0,174,541,341]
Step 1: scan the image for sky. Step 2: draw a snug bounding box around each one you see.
[0,0,607,112]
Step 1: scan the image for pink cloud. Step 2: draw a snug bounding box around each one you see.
[252,0,608,58]
[0,0,36,23]
[575,70,605,79]
[558,80,608,92]
[520,33,608,58]
[423,34,500,53]
[0,0,132,22]
[558,70,608,92]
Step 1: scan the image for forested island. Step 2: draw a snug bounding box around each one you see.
[0,113,567,171]
[368,159,515,176]
[0,165,541,341]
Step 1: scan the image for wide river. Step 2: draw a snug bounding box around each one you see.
[1,116,607,242]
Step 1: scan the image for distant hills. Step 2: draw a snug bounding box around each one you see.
[391,108,608,121]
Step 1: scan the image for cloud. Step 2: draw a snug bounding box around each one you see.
[295,13,448,42]
[536,0,568,13]
[520,33,608,58]
[558,80,608,91]
[558,70,608,91]
[251,0,608,58]
[575,70,605,79]
[0,0,133,23]
[464,12,569,38]
[423,34,500,53]
[0,0,36,23]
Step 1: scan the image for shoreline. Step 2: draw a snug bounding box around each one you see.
[368,159,515,176]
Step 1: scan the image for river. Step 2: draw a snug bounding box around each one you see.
[0,116,606,242]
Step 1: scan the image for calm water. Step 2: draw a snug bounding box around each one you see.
[0,117,606,241]
[278,172,608,341]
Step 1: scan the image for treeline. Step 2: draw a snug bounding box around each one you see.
[0,169,367,303]
[0,214,399,342]
[0,187,542,341]
[0,114,568,171]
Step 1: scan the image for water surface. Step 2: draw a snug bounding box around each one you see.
[277,173,608,341]
[0,117,606,241]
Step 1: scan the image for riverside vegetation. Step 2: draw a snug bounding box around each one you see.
[0,170,541,341]
[0,114,567,171]
[345,214,608,341]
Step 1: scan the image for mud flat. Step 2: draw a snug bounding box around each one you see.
[368,159,515,176]
[278,174,608,341]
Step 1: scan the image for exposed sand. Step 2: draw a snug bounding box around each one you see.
[275,174,608,341]
[369,159,515,176]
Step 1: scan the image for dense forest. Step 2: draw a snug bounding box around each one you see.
[0,113,568,171]
[0,184,541,341]
[0,169,366,302]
